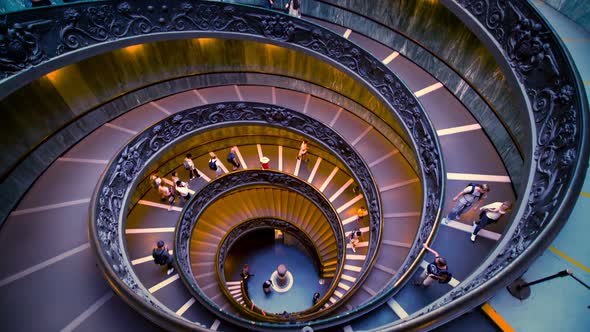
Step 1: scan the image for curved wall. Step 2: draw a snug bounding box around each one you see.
[0,38,410,177]
[0,37,424,224]
[305,0,527,187]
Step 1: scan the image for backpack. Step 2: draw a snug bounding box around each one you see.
[466,183,481,195]
[152,249,165,265]
[227,152,235,162]
[208,160,217,170]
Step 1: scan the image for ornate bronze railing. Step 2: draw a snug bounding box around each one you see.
[176,174,344,324]
[373,0,589,330]
[5,9,443,313]
[214,216,332,320]
[5,0,585,330]
[89,101,407,330]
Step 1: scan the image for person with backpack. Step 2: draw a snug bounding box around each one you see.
[442,183,490,224]
[414,243,452,287]
[471,201,512,242]
[208,153,223,177]
[152,240,174,275]
[227,147,241,170]
[184,153,195,179]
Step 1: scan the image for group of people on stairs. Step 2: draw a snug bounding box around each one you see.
[442,183,512,243]
[415,182,512,288]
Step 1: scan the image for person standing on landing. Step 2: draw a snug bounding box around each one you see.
[471,201,512,242]
[442,183,490,224]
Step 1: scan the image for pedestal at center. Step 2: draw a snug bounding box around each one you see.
[270,264,294,293]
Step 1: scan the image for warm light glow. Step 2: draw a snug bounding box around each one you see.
[265,43,281,51]
[123,44,143,54]
[195,38,215,46]
[45,68,64,83]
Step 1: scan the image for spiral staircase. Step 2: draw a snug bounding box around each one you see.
[0,1,588,331]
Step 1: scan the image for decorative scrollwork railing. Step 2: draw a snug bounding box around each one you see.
[90,101,400,330]
[373,1,589,330]
[2,1,443,251]
[214,216,332,319]
[10,1,444,300]
[176,172,344,324]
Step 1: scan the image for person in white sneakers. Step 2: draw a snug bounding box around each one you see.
[414,243,452,287]
[349,229,362,253]
[471,201,512,242]
[152,240,175,275]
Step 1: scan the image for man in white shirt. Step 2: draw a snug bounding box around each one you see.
[175,181,191,201]
[471,201,512,242]
[442,183,490,224]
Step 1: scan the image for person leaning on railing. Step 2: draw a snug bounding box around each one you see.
[414,243,452,287]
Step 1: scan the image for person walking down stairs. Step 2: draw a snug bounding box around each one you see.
[152,240,175,275]
[471,201,512,242]
[208,153,223,177]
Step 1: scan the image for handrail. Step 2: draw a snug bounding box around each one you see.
[55,0,444,329]
[214,216,333,320]
[90,100,414,330]
[175,171,342,324]
[6,8,444,313]
[372,0,590,330]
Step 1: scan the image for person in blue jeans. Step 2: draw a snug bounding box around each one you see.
[442,183,490,224]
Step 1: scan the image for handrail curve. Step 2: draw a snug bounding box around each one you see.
[177,172,344,324]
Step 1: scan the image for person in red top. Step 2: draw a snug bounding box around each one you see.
[260,156,270,169]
